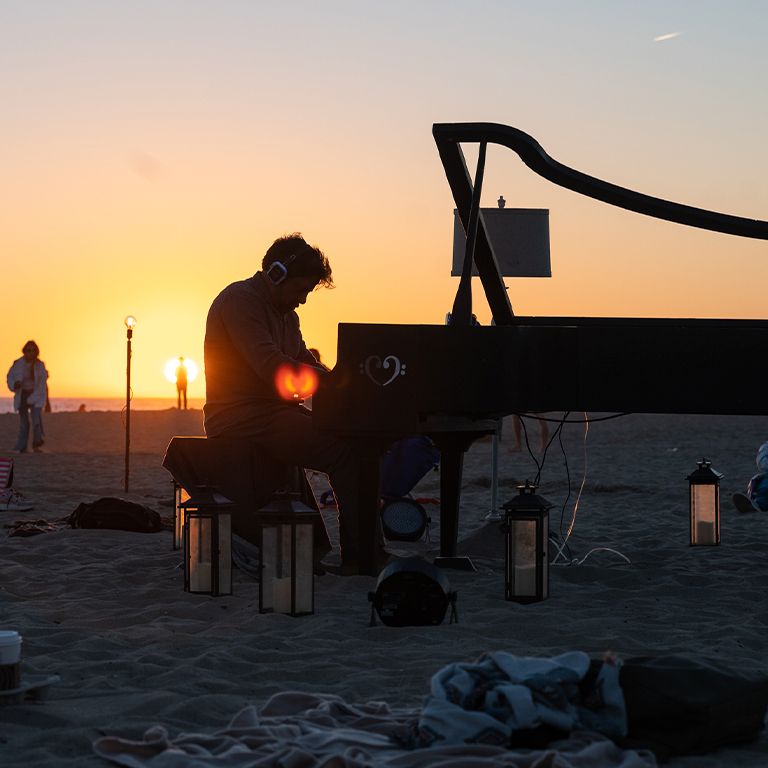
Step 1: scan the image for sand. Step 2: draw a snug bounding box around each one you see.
[2,408,768,766]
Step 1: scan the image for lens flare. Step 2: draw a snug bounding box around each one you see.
[164,357,198,383]
[274,363,319,401]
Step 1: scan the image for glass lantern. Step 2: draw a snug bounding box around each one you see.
[256,487,315,617]
[501,481,553,603]
[173,481,190,551]
[182,488,233,596]
[688,458,723,546]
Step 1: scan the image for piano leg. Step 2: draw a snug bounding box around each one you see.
[437,444,464,559]
[429,432,487,572]
[357,451,382,577]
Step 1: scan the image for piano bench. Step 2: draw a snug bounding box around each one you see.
[162,435,331,555]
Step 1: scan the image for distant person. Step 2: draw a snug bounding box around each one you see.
[6,340,49,453]
[78,403,87,413]
[510,413,550,454]
[175,357,188,410]
[733,441,768,513]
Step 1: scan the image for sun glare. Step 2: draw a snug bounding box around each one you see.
[164,357,199,384]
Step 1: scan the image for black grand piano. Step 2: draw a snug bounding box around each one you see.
[313,123,768,576]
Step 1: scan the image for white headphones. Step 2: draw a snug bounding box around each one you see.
[266,253,297,285]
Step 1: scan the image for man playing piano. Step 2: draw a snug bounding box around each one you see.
[203,232,382,575]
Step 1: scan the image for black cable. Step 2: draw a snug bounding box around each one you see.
[511,411,631,424]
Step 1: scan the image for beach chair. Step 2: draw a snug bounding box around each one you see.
[162,436,331,561]
[0,457,13,489]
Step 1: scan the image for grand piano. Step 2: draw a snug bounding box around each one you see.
[313,122,768,576]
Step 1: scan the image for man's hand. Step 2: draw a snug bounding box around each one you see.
[13,381,21,391]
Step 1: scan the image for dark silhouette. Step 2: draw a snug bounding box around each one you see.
[204,233,385,574]
[175,357,188,410]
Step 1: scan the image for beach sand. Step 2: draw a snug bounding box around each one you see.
[2,409,768,766]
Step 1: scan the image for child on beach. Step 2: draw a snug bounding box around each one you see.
[732,441,768,513]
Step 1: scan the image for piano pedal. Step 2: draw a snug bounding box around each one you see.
[433,555,476,572]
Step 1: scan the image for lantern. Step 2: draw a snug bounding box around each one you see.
[502,481,553,603]
[172,481,190,551]
[688,458,723,546]
[256,482,315,616]
[182,488,233,596]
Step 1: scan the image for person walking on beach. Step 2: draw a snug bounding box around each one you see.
[175,357,188,410]
[6,341,49,453]
[204,232,384,574]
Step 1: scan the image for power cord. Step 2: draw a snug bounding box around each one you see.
[515,411,633,568]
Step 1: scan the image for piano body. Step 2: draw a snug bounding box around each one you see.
[313,123,768,576]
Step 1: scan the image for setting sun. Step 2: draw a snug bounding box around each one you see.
[163,357,199,384]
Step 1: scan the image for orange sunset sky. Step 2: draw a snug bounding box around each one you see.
[2,1,767,399]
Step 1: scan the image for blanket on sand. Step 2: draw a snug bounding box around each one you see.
[93,691,656,768]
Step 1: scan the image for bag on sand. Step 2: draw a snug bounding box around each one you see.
[617,655,768,761]
[68,497,162,533]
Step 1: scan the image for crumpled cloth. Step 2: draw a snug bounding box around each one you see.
[93,690,656,768]
[418,651,627,747]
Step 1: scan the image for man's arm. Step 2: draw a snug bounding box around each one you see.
[215,288,307,384]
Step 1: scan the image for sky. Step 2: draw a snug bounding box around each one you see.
[2,1,767,398]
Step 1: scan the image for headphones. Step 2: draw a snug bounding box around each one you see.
[266,253,298,285]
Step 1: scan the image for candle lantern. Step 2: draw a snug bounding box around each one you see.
[172,481,190,551]
[688,458,723,546]
[182,487,233,596]
[501,481,553,603]
[256,477,315,617]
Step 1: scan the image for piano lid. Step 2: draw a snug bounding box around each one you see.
[433,122,768,327]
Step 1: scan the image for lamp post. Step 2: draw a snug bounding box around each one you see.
[124,315,136,492]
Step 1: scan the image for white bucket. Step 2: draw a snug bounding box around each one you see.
[0,630,22,664]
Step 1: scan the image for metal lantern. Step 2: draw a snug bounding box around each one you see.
[256,484,315,617]
[173,481,190,551]
[501,481,553,603]
[182,488,233,596]
[688,458,723,546]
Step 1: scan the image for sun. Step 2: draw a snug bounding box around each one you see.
[164,357,199,384]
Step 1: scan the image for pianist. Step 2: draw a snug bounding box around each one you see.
[203,232,380,574]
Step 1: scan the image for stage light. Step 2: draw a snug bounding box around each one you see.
[380,498,430,542]
[368,557,457,627]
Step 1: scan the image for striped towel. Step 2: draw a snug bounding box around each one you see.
[0,457,13,489]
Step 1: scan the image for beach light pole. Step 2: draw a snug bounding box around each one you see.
[182,488,233,596]
[688,458,723,546]
[124,315,136,492]
[256,469,316,616]
[502,481,553,603]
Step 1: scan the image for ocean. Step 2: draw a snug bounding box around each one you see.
[0,397,204,414]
